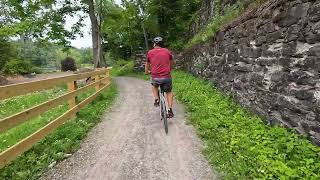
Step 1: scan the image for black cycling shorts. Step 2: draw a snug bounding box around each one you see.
[151,78,172,92]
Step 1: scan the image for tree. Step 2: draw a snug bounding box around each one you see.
[85,0,105,68]
[0,0,85,46]
[0,38,18,70]
[0,0,105,67]
[102,1,145,58]
[79,48,93,64]
[136,0,149,51]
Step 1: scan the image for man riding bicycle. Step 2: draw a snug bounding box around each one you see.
[145,37,174,118]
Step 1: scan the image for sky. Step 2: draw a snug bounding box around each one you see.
[67,0,122,49]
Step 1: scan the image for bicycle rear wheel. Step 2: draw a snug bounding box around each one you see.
[160,92,168,134]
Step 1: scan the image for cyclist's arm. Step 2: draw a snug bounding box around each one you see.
[169,52,174,70]
[145,61,151,74]
[145,52,151,74]
[170,59,175,70]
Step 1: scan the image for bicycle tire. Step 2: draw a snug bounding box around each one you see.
[160,92,168,134]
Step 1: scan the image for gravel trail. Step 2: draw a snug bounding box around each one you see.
[41,77,217,180]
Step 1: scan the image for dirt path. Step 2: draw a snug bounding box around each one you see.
[41,77,217,180]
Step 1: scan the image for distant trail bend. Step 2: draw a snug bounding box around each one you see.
[41,77,217,180]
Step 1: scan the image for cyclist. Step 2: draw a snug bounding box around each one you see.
[145,36,174,118]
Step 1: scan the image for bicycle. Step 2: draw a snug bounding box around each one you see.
[158,86,169,134]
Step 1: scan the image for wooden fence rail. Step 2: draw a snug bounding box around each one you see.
[0,68,111,168]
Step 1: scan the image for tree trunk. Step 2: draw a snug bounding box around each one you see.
[87,0,103,68]
[137,0,148,51]
[141,22,148,51]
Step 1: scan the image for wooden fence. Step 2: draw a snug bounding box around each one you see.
[0,68,111,168]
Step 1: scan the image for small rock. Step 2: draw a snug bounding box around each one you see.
[308,45,320,56]
[64,154,72,159]
[48,161,57,169]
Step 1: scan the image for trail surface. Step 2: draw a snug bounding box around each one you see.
[41,77,217,180]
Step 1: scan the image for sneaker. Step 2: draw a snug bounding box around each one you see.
[167,109,174,118]
[154,99,160,107]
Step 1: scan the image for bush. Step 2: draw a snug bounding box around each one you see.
[29,67,43,74]
[110,60,134,76]
[186,0,267,48]
[61,57,77,72]
[0,38,18,70]
[2,59,32,75]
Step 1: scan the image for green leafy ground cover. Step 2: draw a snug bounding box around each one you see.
[0,83,117,179]
[110,60,149,80]
[111,62,320,179]
[0,88,67,152]
[187,0,267,49]
[173,71,320,179]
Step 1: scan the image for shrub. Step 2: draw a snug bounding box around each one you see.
[61,57,77,72]
[2,59,32,75]
[110,60,134,76]
[30,67,43,74]
[186,0,268,48]
[0,38,17,70]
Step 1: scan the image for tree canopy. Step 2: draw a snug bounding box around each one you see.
[0,0,202,74]
[102,0,201,59]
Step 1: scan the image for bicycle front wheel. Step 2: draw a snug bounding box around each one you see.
[160,93,168,134]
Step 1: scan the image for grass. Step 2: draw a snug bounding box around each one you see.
[111,62,320,179]
[110,60,149,80]
[0,83,117,179]
[0,87,66,119]
[172,71,320,179]
[0,87,67,152]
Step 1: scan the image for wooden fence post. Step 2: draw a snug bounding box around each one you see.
[0,69,113,167]
[67,81,77,109]
[95,75,100,91]
[106,70,110,84]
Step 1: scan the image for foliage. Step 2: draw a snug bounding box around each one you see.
[0,38,93,74]
[109,62,320,179]
[0,0,85,46]
[110,59,135,76]
[102,0,201,55]
[0,38,18,70]
[0,83,117,180]
[12,39,60,69]
[2,59,32,75]
[102,1,145,59]
[172,71,320,179]
[56,47,94,69]
[186,0,268,48]
[143,0,201,50]
[186,1,244,48]
[0,88,67,152]
[79,48,93,64]
[61,57,77,72]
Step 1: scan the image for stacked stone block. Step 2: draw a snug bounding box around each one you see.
[180,0,320,145]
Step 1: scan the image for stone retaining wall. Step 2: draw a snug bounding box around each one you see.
[180,0,320,145]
